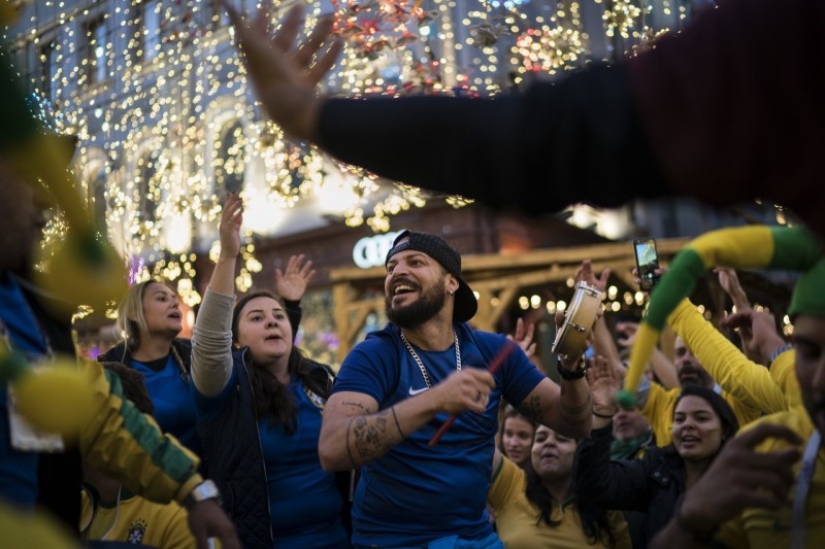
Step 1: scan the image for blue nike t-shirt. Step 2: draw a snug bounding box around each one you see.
[332,322,545,547]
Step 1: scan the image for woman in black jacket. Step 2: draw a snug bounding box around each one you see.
[574,383,739,548]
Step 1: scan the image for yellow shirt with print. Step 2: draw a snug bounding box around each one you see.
[81,489,198,549]
[715,411,825,548]
[488,456,631,549]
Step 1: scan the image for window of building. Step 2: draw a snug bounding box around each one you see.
[83,15,108,85]
[37,39,58,102]
[141,0,161,61]
[214,120,245,195]
[8,43,30,77]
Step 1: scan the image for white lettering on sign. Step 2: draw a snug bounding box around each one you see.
[352,231,402,269]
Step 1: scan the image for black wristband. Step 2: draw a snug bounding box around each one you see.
[557,360,586,380]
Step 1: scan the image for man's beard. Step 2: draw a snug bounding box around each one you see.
[386,283,447,329]
[678,363,713,388]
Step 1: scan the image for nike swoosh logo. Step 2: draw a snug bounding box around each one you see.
[409,387,429,396]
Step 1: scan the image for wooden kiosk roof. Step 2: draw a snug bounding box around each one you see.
[329,237,691,358]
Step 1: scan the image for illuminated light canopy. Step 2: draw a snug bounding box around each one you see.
[515,25,585,74]
[7,0,690,307]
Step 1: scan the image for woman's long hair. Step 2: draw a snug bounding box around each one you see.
[524,442,617,546]
[115,279,158,351]
[499,405,537,456]
[232,290,322,434]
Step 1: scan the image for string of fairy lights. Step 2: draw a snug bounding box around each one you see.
[6,0,704,313]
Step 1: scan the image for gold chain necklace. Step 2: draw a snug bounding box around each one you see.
[400,330,461,388]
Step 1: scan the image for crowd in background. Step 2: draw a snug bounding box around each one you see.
[2,188,821,548]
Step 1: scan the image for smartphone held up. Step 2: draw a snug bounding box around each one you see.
[633,238,660,291]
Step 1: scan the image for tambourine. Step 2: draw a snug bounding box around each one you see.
[551,282,603,358]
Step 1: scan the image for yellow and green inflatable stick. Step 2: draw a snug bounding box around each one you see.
[1,41,127,315]
[618,225,823,410]
[0,347,95,436]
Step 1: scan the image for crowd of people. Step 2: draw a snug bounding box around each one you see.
[3,181,824,548]
[3,0,825,547]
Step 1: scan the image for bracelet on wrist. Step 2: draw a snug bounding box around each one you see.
[556,360,586,381]
[183,480,221,510]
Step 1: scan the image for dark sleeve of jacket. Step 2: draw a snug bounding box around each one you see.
[283,298,302,340]
[318,63,665,217]
[573,423,653,512]
[98,341,130,366]
[319,0,825,231]
[626,0,825,220]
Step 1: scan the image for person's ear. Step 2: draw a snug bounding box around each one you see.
[446,275,459,295]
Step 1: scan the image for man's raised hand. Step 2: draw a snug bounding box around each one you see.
[225,1,343,141]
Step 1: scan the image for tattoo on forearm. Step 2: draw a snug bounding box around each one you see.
[518,395,543,422]
[348,409,397,464]
[342,401,374,414]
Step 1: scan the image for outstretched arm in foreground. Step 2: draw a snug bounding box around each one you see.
[225,1,340,142]
[226,2,663,215]
[227,0,825,242]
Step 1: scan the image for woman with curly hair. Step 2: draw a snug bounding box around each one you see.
[489,423,630,548]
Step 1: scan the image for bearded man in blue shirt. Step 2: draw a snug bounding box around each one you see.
[319,230,593,549]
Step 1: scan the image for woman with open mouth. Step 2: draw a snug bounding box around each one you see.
[489,421,631,548]
[103,238,310,458]
[103,278,200,454]
[574,361,740,548]
[190,193,350,549]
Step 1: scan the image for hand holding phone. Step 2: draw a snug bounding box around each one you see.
[633,238,660,291]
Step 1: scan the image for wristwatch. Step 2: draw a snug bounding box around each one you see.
[183,480,221,509]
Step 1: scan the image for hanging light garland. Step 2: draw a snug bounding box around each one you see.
[5,0,683,306]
